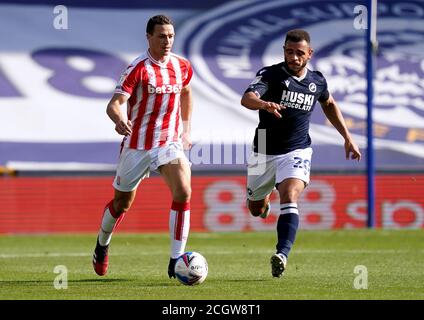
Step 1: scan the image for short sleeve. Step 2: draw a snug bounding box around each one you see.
[114,63,142,98]
[244,67,271,97]
[317,72,330,103]
[182,60,193,87]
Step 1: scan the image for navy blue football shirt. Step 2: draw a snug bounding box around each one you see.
[245,62,330,155]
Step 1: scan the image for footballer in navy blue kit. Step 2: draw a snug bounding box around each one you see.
[241,29,361,278]
[251,62,329,155]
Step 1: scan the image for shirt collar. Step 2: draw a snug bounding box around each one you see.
[282,62,308,81]
[147,49,170,66]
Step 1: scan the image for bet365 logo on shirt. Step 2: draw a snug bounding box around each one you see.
[148,84,182,94]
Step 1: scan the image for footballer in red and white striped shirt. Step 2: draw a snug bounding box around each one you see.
[93,15,193,280]
[115,49,193,150]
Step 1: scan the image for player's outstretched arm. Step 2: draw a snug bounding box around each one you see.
[241,92,284,119]
[180,85,193,150]
[106,93,132,136]
[320,94,361,161]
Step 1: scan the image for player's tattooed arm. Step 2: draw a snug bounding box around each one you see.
[320,94,361,161]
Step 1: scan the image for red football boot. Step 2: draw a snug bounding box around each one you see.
[92,238,109,276]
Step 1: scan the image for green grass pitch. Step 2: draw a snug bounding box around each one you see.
[0,230,423,300]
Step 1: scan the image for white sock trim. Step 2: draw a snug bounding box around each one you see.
[280,203,298,215]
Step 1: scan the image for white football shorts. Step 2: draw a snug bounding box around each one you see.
[113,142,188,192]
[246,147,313,201]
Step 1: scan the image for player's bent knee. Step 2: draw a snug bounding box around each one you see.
[113,189,136,214]
[173,187,191,203]
[279,189,301,203]
[113,198,133,215]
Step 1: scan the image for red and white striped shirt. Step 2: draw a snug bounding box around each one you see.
[115,50,193,150]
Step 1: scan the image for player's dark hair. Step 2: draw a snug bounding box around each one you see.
[285,29,311,44]
[146,15,174,35]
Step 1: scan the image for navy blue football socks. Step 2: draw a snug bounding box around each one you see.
[276,203,299,258]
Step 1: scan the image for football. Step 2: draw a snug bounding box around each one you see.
[174,251,208,285]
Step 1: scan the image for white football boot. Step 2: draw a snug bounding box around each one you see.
[270,253,287,278]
